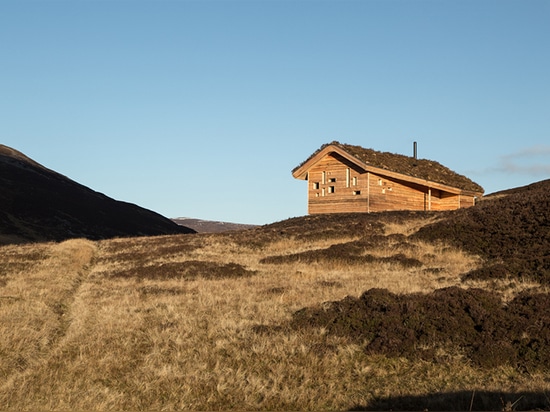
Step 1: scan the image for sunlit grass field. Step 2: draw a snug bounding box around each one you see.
[1,214,548,410]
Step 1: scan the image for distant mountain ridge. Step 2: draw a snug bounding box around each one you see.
[0,144,195,245]
[172,217,257,233]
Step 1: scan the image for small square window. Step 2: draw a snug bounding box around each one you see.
[353,190,361,195]
[329,178,336,183]
[312,182,320,190]
[328,186,335,193]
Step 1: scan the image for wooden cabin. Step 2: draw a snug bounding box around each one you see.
[292,142,484,214]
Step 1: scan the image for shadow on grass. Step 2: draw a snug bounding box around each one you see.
[350,390,550,411]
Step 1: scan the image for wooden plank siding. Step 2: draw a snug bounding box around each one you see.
[305,152,478,214]
[307,153,367,214]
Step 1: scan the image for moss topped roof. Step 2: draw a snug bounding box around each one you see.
[293,141,484,194]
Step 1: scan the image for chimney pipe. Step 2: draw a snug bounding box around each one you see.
[413,141,417,159]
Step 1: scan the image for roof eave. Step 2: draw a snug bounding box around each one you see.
[291,144,367,180]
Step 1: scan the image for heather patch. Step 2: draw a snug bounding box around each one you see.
[290,286,550,372]
[108,260,257,281]
[415,179,550,284]
[260,235,422,268]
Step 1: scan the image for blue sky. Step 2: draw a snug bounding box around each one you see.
[2,0,549,225]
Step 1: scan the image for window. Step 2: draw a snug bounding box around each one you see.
[322,171,326,184]
[353,190,361,195]
[322,188,326,196]
[346,168,350,187]
[328,186,335,193]
[352,176,357,186]
[329,178,336,183]
[312,182,320,190]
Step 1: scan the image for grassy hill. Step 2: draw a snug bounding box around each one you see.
[0,180,549,410]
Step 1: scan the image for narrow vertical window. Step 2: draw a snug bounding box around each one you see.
[322,188,326,197]
[353,176,357,186]
[346,168,350,187]
[322,171,326,184]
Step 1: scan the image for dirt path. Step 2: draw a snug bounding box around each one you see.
[0,239,97,397]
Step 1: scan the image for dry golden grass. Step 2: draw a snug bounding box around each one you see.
[0,219,548,410]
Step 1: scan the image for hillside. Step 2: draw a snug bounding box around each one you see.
[0,179,549,410]
[0,145,194,244]
[415,178,550,284]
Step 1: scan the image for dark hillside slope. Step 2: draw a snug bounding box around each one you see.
[0,145,194,244]
[414,179,550,284]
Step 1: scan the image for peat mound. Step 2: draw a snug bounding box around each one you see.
[108,260,257,281]
[260,234,422,268]
[414,179,550,284]
[231,213,385,247]
[226,210,432,249]
[290,287,550,372]
[352,390,550,411]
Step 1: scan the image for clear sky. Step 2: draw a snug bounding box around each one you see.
[2,0,549,225]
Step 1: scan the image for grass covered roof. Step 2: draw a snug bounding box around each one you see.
[294,141,484,194]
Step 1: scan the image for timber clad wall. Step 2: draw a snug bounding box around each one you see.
[307,154,368,214]
[295,143,483,215]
